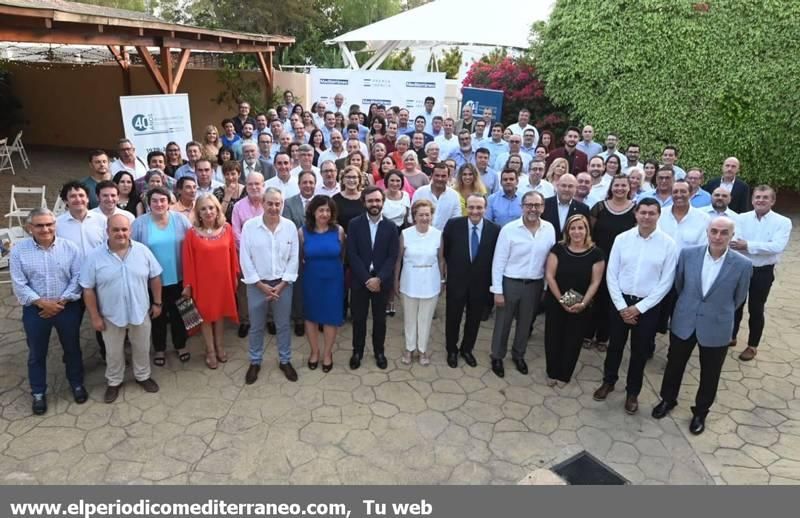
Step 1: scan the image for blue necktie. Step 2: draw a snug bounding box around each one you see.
[471,225,480,262]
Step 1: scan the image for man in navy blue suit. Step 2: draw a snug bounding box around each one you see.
[346,186,400,370]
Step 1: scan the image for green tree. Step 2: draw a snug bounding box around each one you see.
[533,0,800,188]
[379,48,415,71]
[430,47,462,79]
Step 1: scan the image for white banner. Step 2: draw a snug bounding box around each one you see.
[119,94,193,155]
[310,69,446,117]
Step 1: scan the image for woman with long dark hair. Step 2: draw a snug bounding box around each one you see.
[112,171,140,217]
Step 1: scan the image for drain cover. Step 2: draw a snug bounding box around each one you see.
[551,451,628,485]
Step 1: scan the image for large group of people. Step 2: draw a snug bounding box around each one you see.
[8,92,793,437]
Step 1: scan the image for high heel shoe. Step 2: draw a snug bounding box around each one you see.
[308,359,319,370]
[322,362,333,373]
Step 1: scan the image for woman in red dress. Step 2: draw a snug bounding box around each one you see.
[182,194,239,369]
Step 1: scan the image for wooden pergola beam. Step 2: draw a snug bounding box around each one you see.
[255,51,274,107]
[172,48,191,93]
[160,45,173,93]
[135,45,169,94]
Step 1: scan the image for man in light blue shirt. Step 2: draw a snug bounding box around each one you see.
[421,96,438,134]
[81,214,162,403]
[472,119,489,150]
[686,168,712,207]
[484,123,509,170]
[486,170,523,227]
[430,116,444,138]
[174,142,203,181]
[348,112,369,143]
[521,128,538,156]
[576,125,603,158]
[662,146,686,180]
[496,134,533,172]
[475,148,499,193]
[320,111,337,147]
[448,130,477,169]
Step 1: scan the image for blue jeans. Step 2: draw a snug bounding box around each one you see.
[22,301,84,395]
[247,282,293,364]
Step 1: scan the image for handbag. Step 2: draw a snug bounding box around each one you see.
[176,296,204,331]
[558,289,585,307]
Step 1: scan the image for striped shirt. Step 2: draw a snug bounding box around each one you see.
[10,237,82,306]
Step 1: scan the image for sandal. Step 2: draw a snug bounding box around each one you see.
[205,354,218,370]
[595,341,608,352]
[153,355,166,367]
[178,351,191,363]
[582,338,594,350]
[216,351,228,363]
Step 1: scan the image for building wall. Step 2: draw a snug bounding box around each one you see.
[6,62,309,150]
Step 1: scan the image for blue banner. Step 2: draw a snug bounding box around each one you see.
[461,86,504,127]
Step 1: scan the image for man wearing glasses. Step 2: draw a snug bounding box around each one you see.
[110,138,148,179]
[637,166,675,207]
[496,135,533,173]
[489,191,555,378]
[448,130,477,169]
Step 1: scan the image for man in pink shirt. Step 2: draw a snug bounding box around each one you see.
[231,172,266,337]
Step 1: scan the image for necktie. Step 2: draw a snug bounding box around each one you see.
[471,225,480,262]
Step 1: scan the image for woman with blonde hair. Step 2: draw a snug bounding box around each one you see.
[544,214,604,386]
[345,151,374,187]
[394,199,445,366]
[546,157,569,183]
[454,163,487,215]
[201,125,221,161]
[401,150,430,190]
[182,194,240,369]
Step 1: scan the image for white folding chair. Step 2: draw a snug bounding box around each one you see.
[0,138,14,176]
[4,185,47,229]
[0,228,13,285]
[8,130,30,169]
[52,196,67,217]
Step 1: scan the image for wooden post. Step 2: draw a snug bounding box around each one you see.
[172,48,191,92]
[108,45,132,95]
[160,45,174,93]
[135,46,169,94]
[256,51,273,108]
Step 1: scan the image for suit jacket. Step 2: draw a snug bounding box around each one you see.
[671,245,752,347]
[442,217,500,296]
[346,214,400,290]
[546,147,588,175]
[282,194,307,229]
[240,158,275,183]
[541,197,590,240]
[703,177,750,214]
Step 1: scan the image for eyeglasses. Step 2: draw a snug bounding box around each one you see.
[31,222,55,229]
[522,203,544,209]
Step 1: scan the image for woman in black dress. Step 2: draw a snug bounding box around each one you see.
[112,171,140,216]
[544,214,605,386]
[585,174,637,351]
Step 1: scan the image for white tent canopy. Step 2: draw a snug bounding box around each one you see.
[328,0,555,69]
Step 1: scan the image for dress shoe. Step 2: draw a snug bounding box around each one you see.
[294,321,305,337]
[728,338,737,348]
[652,400,676,419]
[447,352,458,368]
[689,415,706,435]
[237,323,250,338]
[104,384,121,404]
[739,346,757,361]
[245,364,261,385]
[491,359,504,378]
[71,385,88,404]
[460,350,477,367]
[512,358,528,375]
[279,362,298,382]
[592,383,615,401]
[375,354,388,370]
[32,393,47,415]
[267,321,277,335]
[349,354,361,370]
[136,378,160,393]
[624,395,639,415]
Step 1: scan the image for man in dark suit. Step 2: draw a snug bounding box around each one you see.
[282,171,318,337]
[346,186,400,370]
[652,217,751,435]
[240,140,275,183]
[442,194,500,368]
[703,156,750,214]
[541,173,590,240]
[545,126,588,175]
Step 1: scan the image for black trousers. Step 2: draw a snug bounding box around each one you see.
[733,265,775,348]
[350,285,388,358]
[151,283,187,352]
[657,287,677,335]
[445,286,489,355]
[660,332,727,418]
[585,276,610,343]
[603,296,660,396]
[545,297,589,382]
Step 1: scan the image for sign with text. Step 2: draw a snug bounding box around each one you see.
[119,94,193,155]
[310,69,446,117]
[461,86,504,127]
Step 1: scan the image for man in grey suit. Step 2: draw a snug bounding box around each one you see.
[282,171,317,337]
[652,217,752,435]
[240,141,275,183]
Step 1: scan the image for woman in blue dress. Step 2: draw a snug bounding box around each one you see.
[299,195,345,372]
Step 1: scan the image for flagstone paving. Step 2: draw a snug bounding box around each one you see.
[0,149,798,484]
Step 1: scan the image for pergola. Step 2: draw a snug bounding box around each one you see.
[0,0,294,103]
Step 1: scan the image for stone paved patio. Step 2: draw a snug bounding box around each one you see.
[0,149,798,484]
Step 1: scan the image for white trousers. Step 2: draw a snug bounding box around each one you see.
[401,294,438,353]
[102,318,152,386]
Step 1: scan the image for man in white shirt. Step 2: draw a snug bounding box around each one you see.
[315,160,341,197]
[434,118,460,160]
[587,155,610,205]
[624,143,644,174]
[597,133,628,169]
[661,146,686,180]
[489,191,556,378]
[411,163,462,230]
[89,181,134,224]
[576,125,603,158]
[289,144,321,183]
[109,138,148,179]
[240,187,300,384]
[318,130,348,165]
[593,198,677,415]
[729,185,793,361]
[265,152,299,199]
[195,159,223,197]
[421,96,437,134]
[519,158,555,198]
[574,172,595,207]
[700,187,739,222]
[312,100,327,128]
[507,108,539,147]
